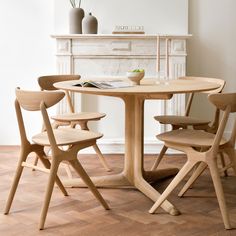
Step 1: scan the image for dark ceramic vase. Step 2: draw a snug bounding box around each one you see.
[82,12,98,34]
[69,8,84,34]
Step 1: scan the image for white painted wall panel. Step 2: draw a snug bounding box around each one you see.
[54,0,188,34]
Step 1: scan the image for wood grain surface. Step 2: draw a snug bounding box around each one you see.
[1,146,235,235]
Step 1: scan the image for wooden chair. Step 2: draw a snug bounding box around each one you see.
[34,75,111,172]
[149,93,236,230]
[4,88,109,230]
[151,76,226,171]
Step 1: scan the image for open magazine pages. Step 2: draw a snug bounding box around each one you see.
[74,80,133,89]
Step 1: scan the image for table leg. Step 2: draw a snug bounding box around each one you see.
[132,96,179,215]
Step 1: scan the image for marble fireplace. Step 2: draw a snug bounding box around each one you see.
[52,34,191,153]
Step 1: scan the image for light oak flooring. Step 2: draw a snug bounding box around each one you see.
[0,146,236,235]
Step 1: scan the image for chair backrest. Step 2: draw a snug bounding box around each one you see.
[16,87,65,111]
[208,93,236,154]
[179,77,225,132]
[38,75,80,113]
[38,75,81,91]
[209,93,236,112]
[15,88,65,151]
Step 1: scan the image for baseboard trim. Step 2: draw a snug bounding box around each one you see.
[80,138,182,154]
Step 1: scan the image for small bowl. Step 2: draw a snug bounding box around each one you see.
[126,71,145,85]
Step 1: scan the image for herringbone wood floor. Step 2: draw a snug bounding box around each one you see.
[0,146,236,235]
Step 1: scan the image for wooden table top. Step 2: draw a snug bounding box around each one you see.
[54,78,220,98]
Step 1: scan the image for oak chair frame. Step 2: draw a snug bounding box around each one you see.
[149,92,236,230]
[151,76,226,172]
[4,88,109,230]
[33,75,111,173]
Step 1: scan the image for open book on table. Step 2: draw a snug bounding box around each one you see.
[74,80,132,89]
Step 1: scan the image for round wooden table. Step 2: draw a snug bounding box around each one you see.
[54,78,220,215]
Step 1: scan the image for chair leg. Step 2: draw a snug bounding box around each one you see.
[32,155,39,171]
[59,146,74,179]
[93,144,111,172]
[178,162,207,197]
[188,163,201,189]
[4,149,29,214]
[32,147,51,171]
[39,159,60,230]
[38,156,68,196]
[225,149,236,176]
[149,160,196,214]
[69,159,109,210]
[63,162,74,179]
[76,121,111,172]
[219,152,228,177]
[208,159,231,230]
[151,145,168,171]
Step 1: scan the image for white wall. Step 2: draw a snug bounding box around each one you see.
[3,0,234,147]
[0,0,188,146]
[0,1,55,144]
[55,0,188,34]
[187,0,236,134]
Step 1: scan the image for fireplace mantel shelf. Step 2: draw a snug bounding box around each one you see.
[51,34,192,39]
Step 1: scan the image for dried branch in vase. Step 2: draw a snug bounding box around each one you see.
[69,0,82,8]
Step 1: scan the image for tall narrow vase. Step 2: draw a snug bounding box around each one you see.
[82,12,98,34]
[69,8,84,34]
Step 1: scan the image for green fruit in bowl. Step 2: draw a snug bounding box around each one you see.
[126,69,145,85]
[131,69,145,72]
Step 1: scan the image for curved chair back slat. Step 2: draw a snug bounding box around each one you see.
[15,88,65,111]
[209,93,236,112]
[38,75,80,91]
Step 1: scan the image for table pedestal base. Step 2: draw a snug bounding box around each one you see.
[62,168,178,188]
[61,167,180,216]
[144,168,179,182]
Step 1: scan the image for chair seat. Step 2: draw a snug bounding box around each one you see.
[32,128,103,146]
[51,112,106,122]
[154,115,210,126]
[156,129,227,148]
